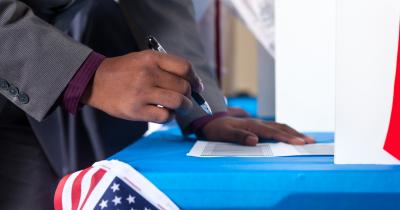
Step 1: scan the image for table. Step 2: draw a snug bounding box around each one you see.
[110,97,400,210]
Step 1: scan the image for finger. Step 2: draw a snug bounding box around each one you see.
[155,70,191,97]
[156,53,204,92]
[223,128,259,146]
[141,105,174,123]
[268,122,315,144]
[247,122,306,145]
[146,88,193,113]
[272,130,306,145]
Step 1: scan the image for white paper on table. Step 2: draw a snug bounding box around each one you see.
[187,141,333,157]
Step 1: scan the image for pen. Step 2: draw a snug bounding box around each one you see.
[146,36,213,115]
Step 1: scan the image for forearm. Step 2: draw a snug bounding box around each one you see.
[0,0,92,121]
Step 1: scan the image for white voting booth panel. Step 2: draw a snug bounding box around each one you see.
[275,0,335,132]
[335,0,400,164]
[257,45,275,117]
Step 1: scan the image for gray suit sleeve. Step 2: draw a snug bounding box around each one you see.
[0,0,92,121]
[119,0,227,131]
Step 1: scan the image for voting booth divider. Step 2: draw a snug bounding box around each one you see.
[274,0,335,132]
[335,0,400,164]
[272,0,400,164]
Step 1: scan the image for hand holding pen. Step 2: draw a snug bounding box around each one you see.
[82,45,205,123]
[146,36,213,115]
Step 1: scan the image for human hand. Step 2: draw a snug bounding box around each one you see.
[82,50,203,123]
[227,107,250,118]
[201,116,315,146]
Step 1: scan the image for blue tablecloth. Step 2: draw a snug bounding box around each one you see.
[110,97,400,210]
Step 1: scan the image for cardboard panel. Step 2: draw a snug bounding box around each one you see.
[275,0,335,132]
[335,0,400,164]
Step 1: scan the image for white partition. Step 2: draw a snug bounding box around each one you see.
[335,0,400,164]
[275,0,335,132]
[257,44,275,118]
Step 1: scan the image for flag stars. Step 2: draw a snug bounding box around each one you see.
[111,182,120,192]
[144,207,152,210]
[99,199,108,209]
[126,194,136,204]
[112,195,122,206]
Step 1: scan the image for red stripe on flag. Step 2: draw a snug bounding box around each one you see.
[384,24,400,160]
[54,174,72,210]
[78,168,107,210]
[71,167,92,210]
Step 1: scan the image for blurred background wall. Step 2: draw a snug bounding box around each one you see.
[194,0,259,97]
[221,6,258,97]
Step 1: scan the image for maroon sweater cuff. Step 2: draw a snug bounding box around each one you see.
[61,51,105,114]
[187,112,229,137]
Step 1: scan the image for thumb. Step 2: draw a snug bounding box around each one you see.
[230,129,259,146]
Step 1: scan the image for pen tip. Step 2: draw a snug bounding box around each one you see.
[201,102,213,115]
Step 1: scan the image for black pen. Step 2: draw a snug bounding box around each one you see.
[146,36,213,115]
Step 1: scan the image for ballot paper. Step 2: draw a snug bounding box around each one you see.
[187,141,333,157]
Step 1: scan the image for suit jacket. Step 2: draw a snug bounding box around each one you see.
[0,0,227,176]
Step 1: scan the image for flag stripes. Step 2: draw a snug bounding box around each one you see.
[53,160,180,210]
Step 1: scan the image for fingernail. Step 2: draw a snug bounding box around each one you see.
[197,78,204,92]
[305,136,316,143]
[245,136,259,146]
[295,137,306,144]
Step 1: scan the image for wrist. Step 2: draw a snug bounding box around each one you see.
[80,57,109,108]
[188,112,229,138]
[62,51,105,114]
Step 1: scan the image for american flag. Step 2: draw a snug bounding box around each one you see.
[54,160,179,210]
